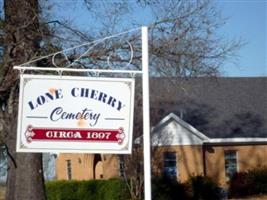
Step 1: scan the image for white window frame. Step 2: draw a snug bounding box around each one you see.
[163,152,177,179]
[224,150,239,181]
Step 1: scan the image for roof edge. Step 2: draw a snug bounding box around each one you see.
[207,138,267,144]
[152,112,210,141]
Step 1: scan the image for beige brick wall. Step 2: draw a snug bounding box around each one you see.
[152,145,204,182]
[56,154,120,180]
[56,145,267,186]
[102,155,120,179]
[56,154,94,180]
[205,145,267,186]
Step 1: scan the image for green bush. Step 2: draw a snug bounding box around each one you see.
[229,167,267,198]
[186,175,221,200]
[46,178,130,200]
[46,175,222,200]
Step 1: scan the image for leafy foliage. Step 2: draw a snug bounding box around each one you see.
[152,177,189,200]
[152,175,221,200]
[229,167,267,198]
[186,175,221,200]
[46,176,222,200]
[46,179,130,200]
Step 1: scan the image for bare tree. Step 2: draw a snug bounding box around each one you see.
[147,0,242,76]
[42,2,242,199]
[47,0,242,77]
[0,1,49,199]
[0,1,243,200]
[119,148,144,200]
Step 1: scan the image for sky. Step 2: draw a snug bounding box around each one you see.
[47,1,266,77]
[216,1,266,77]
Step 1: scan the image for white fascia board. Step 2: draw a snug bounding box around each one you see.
[172,115,209,141]
[207,138,267,144]
[151,140,209,147]
[152,112,210,141]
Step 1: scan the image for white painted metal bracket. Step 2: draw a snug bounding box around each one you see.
[13,26,152,200]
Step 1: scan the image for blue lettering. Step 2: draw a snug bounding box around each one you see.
[55,89,63,99]
[117,101,124,111]
[49,107,101,126]
[98,92,107,103]
[70,87,124,112]
[37,96,46,105]
[28,89,64,110]
[28,101,38,110]
[71,88,79,97]
[90,90,98,100]
[50,107,63,121]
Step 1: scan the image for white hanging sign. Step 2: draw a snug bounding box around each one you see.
[16,74,135,154]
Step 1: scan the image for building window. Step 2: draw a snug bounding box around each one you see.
[163,152,177,178]
[224,150,238,181]
[119,155,125,177]
[66,160,72,180]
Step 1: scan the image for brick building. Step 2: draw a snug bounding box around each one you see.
[56,77,267,186]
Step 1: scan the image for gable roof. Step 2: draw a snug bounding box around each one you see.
[148,77,267,138]
[151,113,208,146]
[152,112,209,141]
[151,112,267,146]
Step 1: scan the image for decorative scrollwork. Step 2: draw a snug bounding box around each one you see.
[52,51,71,68]
[50,39,134,70]
[107,40,134,69]
[15,27,141,76]
[25,125,35,143]
[116,127,125,145]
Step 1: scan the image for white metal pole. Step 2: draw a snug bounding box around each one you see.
[142,26,151,200]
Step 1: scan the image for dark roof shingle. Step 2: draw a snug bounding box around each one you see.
[149,77,267,138]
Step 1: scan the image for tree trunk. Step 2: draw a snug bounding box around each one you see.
[0,1,46,200]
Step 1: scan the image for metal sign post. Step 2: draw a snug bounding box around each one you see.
[142,26,151,200]
[14,26,152,199]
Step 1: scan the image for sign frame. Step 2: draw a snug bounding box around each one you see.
[16,74,135,154]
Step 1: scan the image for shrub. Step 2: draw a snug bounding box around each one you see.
[229,167,267,198]
[152,177,190,200]
[186,175,221,200]
[46,178,130,200]
[152,175,221,200]
[228,172,251,197]
[248,167,267,194]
